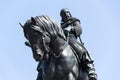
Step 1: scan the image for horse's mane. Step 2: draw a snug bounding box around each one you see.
[34,15,66,40]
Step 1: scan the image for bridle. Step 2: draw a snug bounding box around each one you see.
[31,26,51,59]
[30,24,69,59]
[26,19,68,59]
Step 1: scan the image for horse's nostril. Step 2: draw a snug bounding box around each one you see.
[39,54,41,58]
[36,49,44,60]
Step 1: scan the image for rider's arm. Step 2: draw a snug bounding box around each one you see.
[70,21,82,37]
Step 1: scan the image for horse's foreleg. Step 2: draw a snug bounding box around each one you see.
[36,69,43,80]
[77,68,89,80]
[65,72,76,80]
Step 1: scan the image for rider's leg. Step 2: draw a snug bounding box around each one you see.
[81,52,97,80]
[70,42,97,80]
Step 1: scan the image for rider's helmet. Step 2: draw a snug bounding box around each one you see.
[60,8,72,22]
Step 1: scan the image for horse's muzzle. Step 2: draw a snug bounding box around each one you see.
[36,49,44,60]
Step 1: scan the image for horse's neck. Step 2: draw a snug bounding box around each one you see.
[50,36,66,54]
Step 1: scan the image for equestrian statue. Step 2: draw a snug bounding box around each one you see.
[20,9,97,80]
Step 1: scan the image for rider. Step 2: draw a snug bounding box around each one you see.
[60,8,97,80]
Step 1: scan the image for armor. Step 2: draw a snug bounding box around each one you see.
[60,8,97,80]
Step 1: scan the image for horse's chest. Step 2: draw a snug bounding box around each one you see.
[42,45,77,80]
[43,56,75,80]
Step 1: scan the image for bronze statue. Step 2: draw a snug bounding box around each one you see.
[20,9,97,80]
[60,8,97,80]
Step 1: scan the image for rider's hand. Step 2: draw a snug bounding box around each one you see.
[70,28,75,34]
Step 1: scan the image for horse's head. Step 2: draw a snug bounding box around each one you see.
[20,15,66,61]
[20,17,51,61]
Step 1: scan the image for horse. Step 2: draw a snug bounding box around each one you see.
[20,15,88,80]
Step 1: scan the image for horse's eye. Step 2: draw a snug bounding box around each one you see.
[42,37,44,41]
[33,32,39,36]
[36,22,39,26]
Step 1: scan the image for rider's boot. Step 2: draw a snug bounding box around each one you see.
[81,52,97,80]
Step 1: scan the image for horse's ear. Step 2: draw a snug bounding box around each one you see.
[31,17,36,25]
[19,22,24,29]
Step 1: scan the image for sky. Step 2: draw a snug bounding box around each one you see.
[0,0,120,80]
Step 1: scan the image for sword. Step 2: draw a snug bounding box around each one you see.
[79,36,84,45]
